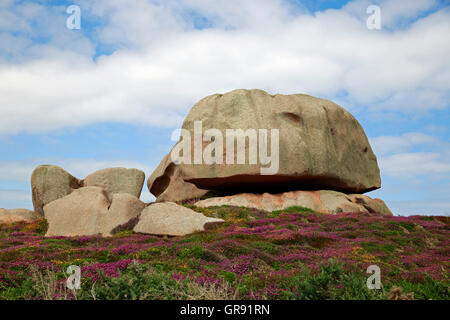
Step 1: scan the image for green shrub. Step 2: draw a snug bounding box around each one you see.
[88,263,182,300]
[281,260,384,300]
[390,274,449,300]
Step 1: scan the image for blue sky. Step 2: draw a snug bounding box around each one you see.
[0,0,449,215]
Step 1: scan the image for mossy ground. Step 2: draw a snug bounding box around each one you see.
[0,206,448,300]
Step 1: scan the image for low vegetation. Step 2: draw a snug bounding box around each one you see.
[0,206,448,300]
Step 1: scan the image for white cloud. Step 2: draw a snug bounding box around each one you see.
[379,0,437,26]
[369,132,440,156]
[0,2,95,62]
[369,132,450,178]
[344,0,438,27]
[379,151,450,177]
[0,0,448,135]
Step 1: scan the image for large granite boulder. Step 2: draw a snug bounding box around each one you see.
[134,202,224,236]
[0,208,41,225]
[31,165,83,216]
[148,89,381,202]
[84,167,145,199]
[194,190,392,215]
[43,186,145,237]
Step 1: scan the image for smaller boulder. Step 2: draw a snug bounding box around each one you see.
[44,186,145,237]
[0,208,40,225]
[319,190,367,214]
[31,165,83,216]
[134,202,224,236]
[348,194,393,216]
[84,167,145,199]
[105,193,146,233]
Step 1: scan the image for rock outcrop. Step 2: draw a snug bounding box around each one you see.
[22,89,392,238]
[0,208,41,224]
[31,165,146,216]
[194,190,392,215]
[44,186,145,237]
[84,167,145,199]
[148,89,381,202]
[134,202,224,236]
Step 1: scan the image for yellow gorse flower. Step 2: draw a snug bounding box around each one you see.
[350,246,377,263]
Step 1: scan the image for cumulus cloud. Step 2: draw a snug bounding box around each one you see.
[0,0,449,135]
[344,0,438,27]
[369,131,450,178]
[370,132,440,156]
[0,1,95,62]
[379,151,450,177]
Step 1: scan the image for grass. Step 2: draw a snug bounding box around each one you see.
[0,205,448,300]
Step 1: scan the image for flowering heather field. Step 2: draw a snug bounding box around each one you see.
[0,205,448,300]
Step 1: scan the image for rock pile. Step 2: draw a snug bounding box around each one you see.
[25,165,222,237]
[1,89,391,237]
[27,165,222,237]
[148,89,391,215]
[31,166,144,216]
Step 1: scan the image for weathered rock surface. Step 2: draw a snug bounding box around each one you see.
[0,208,41,224]
[84,167,145,199]
[148,89,381,202]
[44,186,145,237]
[31,165,83,216]
[194,190,392,215]
[150,159,208,202]
[134,202,224,236]
[348,194,393,216]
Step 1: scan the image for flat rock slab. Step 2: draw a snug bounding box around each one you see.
[134,202,224,236]
[44,186,145,237]
[0,208,41,224]
[194,190,392,215]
